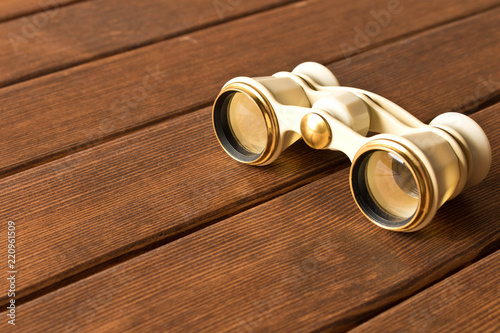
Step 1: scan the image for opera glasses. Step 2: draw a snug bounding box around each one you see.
[212,62,491,232]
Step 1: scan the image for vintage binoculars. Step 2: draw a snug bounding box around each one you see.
[212,62,491,232]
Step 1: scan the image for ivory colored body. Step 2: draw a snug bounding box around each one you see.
[212,62,491,231]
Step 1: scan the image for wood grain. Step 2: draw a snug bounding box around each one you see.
[0,107,348,304]
[0,1,499,176]
[0,0,82,22]
[0,0,298,87]
[10,105,500,332]
[1,8,500,306]
[350,250,500,332]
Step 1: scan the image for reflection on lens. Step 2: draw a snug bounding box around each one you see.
[364,151,419,221]
[227,92,267,154]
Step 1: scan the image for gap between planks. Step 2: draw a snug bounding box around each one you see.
[348,249,500,332]
[0,0,304,89]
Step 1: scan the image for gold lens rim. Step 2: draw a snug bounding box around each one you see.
[212,82,280,165]
[350,138,436,232]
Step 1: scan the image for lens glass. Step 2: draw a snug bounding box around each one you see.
[363,151,419,221]
[227,92,267,154]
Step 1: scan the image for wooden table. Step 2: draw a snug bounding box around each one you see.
[1,0,499,332]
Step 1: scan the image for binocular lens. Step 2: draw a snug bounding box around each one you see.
[353,150,420,225]
[227,92,267,154]
[213,88,275,163]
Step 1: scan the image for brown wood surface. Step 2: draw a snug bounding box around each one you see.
[1,6,500,307]
[351,250,500,333]
[0,0,299,87]
[11,105,500,332]
[0,0,499,177]
[0,0,82,22]
[0,0,499,331]
[0,108,347,304]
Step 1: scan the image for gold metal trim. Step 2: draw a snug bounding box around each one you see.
[350,138,436,232]
[300,113,332,149]
[212,82,280,165]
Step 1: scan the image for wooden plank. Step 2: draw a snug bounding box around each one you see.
[0,0,81,22]
[0,0,299,86]
[351,250,500,333]
[1,7,500,306]
[0,107,347,303]
[10,105,500,332]
[0,0,499,176]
